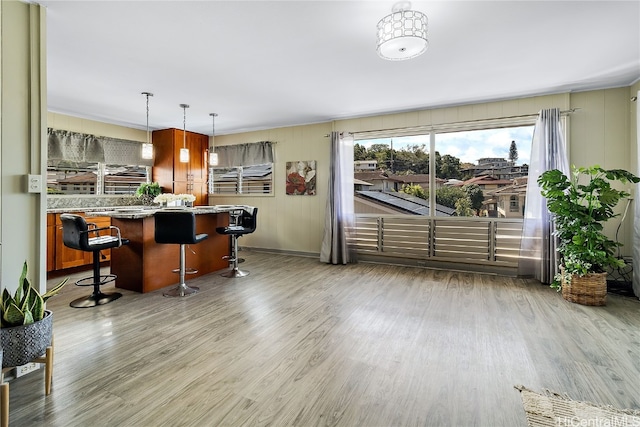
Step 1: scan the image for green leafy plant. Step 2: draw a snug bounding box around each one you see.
[1,261,68,327]
[135,182,161,198]
[135,182,162,205]
[538,165,640,289]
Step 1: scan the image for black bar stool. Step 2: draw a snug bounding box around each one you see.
[216,207,258,278]
[154,210,208,297]
[60,213,129,308]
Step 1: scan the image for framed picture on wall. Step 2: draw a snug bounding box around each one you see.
[286,160,316,195]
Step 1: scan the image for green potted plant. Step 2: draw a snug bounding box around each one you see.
[1,261,67,367]
[135,182,162,205]
[538,165,639,305]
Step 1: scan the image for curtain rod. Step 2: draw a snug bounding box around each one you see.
[323,108,580,137]
[323,131,353,138]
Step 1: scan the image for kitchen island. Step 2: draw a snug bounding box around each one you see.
[88,206,235,293]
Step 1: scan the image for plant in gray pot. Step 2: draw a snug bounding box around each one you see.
[1,261,67,368]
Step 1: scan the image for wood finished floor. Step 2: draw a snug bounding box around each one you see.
[6,251,640,426]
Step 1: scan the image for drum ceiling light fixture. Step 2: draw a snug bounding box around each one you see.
[376,1,428,61]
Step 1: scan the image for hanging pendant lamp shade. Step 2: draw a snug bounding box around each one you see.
[209,113,219,166]
[179,104,189,163]
[376,2,428,61]
[141,92,154,159]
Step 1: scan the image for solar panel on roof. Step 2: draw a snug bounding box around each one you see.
[356,191,455,216]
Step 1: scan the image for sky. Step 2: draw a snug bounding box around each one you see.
[357,125,534,166]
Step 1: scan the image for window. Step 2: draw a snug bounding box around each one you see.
[47,163,97,195]
[103,165,150,195]
[47,163,150,195]
[211,164,273,195]
[209,141,274,196]
[47,128,153,196]
[509,196,519,212]
[354,122,534,218]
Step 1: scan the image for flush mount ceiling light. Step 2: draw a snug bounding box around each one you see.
[179,103,190,163]
[376,1,428,61]
[141,92,154,159]
[209,113,218,166]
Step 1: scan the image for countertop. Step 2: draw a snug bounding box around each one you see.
[83,205,243,220]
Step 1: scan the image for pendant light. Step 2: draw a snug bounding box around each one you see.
[141,92,154,159]
[179,103,189,163]
[209,112,219,166]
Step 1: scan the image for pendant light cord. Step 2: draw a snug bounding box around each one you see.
[145,93,151,144]
[180,104,189,148]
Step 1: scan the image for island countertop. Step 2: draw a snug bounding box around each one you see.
[84,205,244,219]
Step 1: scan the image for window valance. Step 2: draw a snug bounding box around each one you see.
[47,128,153,167]
[213,141,274,168]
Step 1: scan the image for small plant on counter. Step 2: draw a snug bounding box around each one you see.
[135,182,162,205]
[1,261,68,327]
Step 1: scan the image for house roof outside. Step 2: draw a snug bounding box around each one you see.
[354,171,403,183]
[459,175,513,187]
[388,174,447,185]
[356,190,456,216]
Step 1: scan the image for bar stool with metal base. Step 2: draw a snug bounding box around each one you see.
[60,214,129,308]
[154,210,208,297]
[216,207,258,278]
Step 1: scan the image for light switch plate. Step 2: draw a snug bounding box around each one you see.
[27,174,42,193]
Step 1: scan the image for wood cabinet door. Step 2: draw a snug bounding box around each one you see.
[172,128,190,181]
[47,214,56,272]
[188,133,207,182]
[53,214,112,270]
[55,225,91,270]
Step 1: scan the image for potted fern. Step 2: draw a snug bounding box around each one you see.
[1,261,67,367]
[538,165,639,305]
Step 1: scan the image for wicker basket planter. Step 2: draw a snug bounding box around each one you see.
[0,310,53,368]
[561,272,608,306]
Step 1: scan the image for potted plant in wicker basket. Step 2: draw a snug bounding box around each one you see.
[538,165,639,306]
[1,261,67,368]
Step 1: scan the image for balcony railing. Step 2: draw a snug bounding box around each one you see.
[353,215,523,275]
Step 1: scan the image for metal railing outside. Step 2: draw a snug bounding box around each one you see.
[353,214,523,272]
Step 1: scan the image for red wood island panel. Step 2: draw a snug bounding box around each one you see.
[111,212,229,293]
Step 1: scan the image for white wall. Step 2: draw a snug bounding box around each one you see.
[0,1,47,293]
[47,112,146,142]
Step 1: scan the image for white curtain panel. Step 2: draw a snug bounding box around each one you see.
[634,90,640,298]
[518,108,570,283]
[320,131,356,264]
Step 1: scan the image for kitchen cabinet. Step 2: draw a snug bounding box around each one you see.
[47,214,56,272]
[52,213,111,271]
[152,128,209,206]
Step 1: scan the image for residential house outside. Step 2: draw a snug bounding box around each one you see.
[463,157,529,180]
[354,160,378,172]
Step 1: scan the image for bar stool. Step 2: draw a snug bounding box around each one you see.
[60,214,129,308]
[154,210,208,297]
[216,207,258,278]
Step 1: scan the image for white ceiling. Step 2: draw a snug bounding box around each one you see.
[37,0,640,136]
